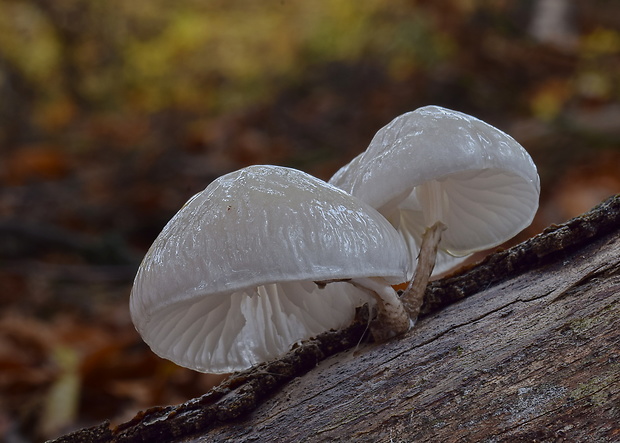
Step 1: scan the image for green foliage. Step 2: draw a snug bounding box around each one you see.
[0,2,60,90]
[0,0,618,155]
[0,0,452,114]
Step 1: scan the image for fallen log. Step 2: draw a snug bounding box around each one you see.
[53,194,620,443]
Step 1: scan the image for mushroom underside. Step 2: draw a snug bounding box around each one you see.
[384,169,539,264]
[137,280,373,374]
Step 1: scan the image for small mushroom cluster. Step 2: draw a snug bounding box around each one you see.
[130,105,540,374]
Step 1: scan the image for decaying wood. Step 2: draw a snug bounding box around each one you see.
[52,195,620,443]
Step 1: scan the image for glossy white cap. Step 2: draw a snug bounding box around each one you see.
[130,165,408,373]
[330,105,540,274]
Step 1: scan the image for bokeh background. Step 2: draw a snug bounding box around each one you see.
[0,1,619,440]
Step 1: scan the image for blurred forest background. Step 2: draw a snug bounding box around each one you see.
[0,0,619,441]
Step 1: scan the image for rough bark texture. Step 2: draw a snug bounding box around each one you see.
[53,195,620,443]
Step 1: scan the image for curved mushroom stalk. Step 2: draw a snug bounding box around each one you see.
[349,277,411,341]
[401,221,447,323]
[400,178,448,321]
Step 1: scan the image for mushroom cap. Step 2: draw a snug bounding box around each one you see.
[130,165,408,373]
[330,105,540,270]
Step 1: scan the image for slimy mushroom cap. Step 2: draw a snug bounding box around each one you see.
[330,105,540,265]
[130,165,408,373]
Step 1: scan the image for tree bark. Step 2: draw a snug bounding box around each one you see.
[54,195,620,443]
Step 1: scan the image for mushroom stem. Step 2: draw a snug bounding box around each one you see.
[401,221,447,323]
[349,277,411,341]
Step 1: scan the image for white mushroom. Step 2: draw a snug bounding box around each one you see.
[130,165,410,374]
[330,105,540,321]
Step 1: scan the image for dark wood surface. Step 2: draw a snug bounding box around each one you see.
[199,211,620,442]
[52,195,620,442]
